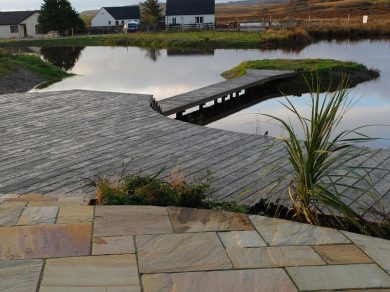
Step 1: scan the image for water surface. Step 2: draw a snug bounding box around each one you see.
[27,40,390,148]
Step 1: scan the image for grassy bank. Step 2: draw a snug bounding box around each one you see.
[0,53,70,79]
[222,59,379,88]
[0,26,389,49]
[0,53,71,94]
[0,29,312,49]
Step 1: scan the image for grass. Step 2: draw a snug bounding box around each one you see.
[0,53,71,80]
[222,58,379,89]
[0,29,312,49]
[87,168,249,213]
[87,169,212,207]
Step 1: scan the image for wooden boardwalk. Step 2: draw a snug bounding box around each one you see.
[0,89,389,219]
[158,70,296,116]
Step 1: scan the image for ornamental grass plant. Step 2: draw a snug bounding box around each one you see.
[264,76,381,230]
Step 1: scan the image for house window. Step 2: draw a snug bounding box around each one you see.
[116,20,119,25]
[108,21,111,25]
[121,20,124,25]
[195,16,204,24]
[35,25,42,34]
[172,17,177,25]
[10,25,19,33]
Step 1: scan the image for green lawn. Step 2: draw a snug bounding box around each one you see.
[0,29,311,49]
[222,58,379,88]
[0,53,71,80]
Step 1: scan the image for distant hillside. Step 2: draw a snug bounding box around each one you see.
[79,0,390,26]
[217,0,390,23]
[218,0,287,5]
[80,10,98,17]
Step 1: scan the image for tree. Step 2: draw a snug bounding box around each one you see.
[38,0,85,36]
[140,0,162,30]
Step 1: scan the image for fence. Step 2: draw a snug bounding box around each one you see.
[165,23,215,31]
[218,16,387,30]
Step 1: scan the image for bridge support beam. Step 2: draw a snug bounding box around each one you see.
[176,112,183,119]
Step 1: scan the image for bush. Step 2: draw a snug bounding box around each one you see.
[88,169,213,208]
[264,76,379,231]
[134,180,180,206]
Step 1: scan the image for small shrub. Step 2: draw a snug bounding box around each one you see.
[205,201,249,213]
[134,181,180,206]
[88,169,213,208]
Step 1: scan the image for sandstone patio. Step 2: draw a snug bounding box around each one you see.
[0,194,390,291]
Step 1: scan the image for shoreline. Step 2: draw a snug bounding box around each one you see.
[0,53,71,94]
[0,29,389,50]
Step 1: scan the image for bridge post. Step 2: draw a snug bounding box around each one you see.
[199,103,205,111]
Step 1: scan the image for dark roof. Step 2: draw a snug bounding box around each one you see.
[166,0,215,16]
[103,6,140,20]
[0,11,37,25]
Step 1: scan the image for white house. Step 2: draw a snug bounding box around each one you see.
[165,0,215,28]
[0,11,43,38]
[91,6,140,27]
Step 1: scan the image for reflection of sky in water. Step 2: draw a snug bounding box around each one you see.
[32,40,390,148]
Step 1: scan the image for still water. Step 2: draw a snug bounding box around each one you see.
[28,39,390,148]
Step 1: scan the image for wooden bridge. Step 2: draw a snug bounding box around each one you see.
[0,70,389,220]
[158,70,296,117]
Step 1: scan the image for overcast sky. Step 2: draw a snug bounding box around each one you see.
[0,0,235,12]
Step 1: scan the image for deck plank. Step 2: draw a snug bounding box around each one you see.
[0,84,389,220]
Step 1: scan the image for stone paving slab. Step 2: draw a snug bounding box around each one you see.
[0,223,91,260]
[218,230,267,248]
[287,264,390,290]
[0,194,18,203]
[227,246,326,268]
[93,236,135,255]
[56,205,93,224]
[142,268,298,292]
[0,197,389,291]
[313,244,373,265]
[250,215,351,246]
[94,206,173,236]
[0,205,24,226]
[343,231,390,274]
[137,232,233,273]
[16,206,58,225]
[40,255,140,292]
[168,207,253,233]
[0,259,43,292]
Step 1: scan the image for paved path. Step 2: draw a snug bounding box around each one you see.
[0,89,389,220]
[0,195,389,291]
[158,69,296,115]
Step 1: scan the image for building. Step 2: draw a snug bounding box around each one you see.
[91,6,140,27]
[0,11,42,38]
[165,0,215,28]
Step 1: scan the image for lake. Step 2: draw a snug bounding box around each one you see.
[27,39,390,148]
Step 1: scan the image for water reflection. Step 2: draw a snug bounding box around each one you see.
[167,49,215,56]
[143,48,161,62]
[0,47,41,55]
[40,47,85,71]
[28,39,390,147]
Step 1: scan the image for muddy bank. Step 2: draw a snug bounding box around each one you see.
[0,68,49,94]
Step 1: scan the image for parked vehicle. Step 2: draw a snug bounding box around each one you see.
[124,20,140,32]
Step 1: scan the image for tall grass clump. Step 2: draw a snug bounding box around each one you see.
[87,168,213,208]
[265,76,379,228]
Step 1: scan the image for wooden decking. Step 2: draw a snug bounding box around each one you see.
[0,89,389,220]
[158,70,296,116]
